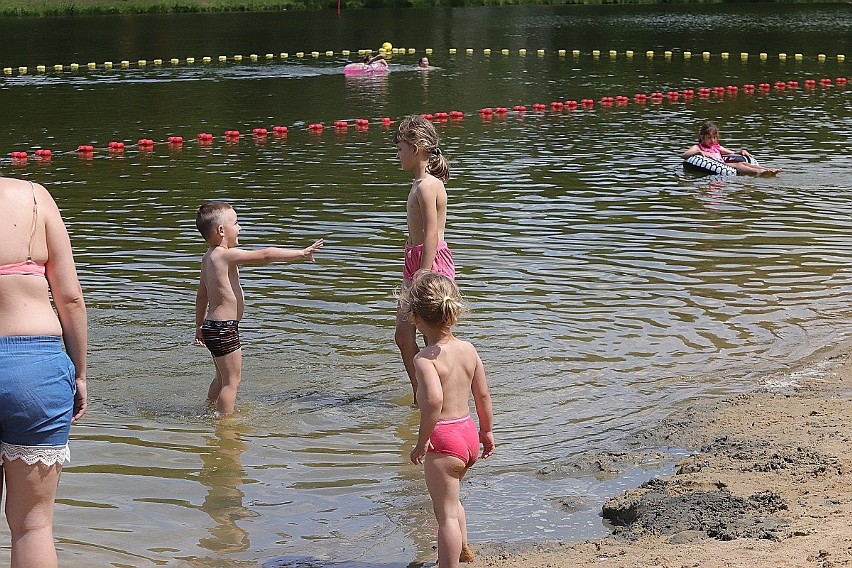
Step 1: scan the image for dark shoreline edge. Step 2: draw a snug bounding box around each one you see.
[0,0,839,18]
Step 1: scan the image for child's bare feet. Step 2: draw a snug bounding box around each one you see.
[759,168,781,177]
[460,542,475,563]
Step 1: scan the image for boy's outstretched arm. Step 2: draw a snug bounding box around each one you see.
[225,238,324,265]
[471,352,495,459]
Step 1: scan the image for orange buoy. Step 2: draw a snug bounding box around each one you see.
[513,105,527,112]
[78,145,94,153]
[449,111,464,120]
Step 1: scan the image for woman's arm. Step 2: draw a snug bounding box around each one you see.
[41,184,88,422]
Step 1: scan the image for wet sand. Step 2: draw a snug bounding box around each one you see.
[474,347,852,568]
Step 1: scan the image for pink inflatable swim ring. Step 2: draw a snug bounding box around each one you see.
[344,61,389,74]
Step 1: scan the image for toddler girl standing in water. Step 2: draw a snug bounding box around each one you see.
[402,270,495,567]
[394,115,456,401]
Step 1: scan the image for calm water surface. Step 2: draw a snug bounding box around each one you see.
[1,4,851,566]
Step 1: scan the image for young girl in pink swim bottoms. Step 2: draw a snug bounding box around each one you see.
[394,115,456,400]
[402,270,495,567]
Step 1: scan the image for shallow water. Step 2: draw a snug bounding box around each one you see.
[1,4,851,566]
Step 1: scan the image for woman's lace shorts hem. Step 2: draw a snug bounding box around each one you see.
[0,442,70,466]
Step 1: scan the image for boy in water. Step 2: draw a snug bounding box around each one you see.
[194,201,323,415]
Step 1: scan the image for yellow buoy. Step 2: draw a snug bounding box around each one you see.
[838,54,846,62]
[18,66,28,74]
[484,48,492,55]
[466,48,474,55]
[646,50,654,58]
[501,48,509,55]
[3,68,12,74]
[137,60,146,66]
[54,64,63,71]
[171,58,180,64]
[70,63,79,70]
[153,58,162,65]
[266,53,274,59]
[759,52,767,61]
[296,52,305,58]
[88,62,97,69]
[683,51,691,59]
[609,50,617,58]
[795,53,803,60]
[721,52,729,60]
[537,49,545,56]
[449,48,457,54]
[104,61,113,69]
[573,49,581,57]
[408,48,415,55]
[121,60,130,68]
[324,51,333,57]
[625,50,634,58]
[341,50,350,56]
[664,50,672,59]
[218,55,227,62]
[279,53,288,59]
[818,53,826,62]
[187,57,196,64]
[37,64,46,72]
[702,51,710,60]
[740,52,748,61]
[382,41,392,52]
[779,53,787,61]
[592,49,600,57]
[425,48,433,55]
[310,52,319,58]
[519,48,527,56]
[558,49,566,56]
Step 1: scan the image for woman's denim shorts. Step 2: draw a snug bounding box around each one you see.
[0,335,76,465]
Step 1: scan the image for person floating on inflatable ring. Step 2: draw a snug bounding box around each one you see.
[682,121,781,176]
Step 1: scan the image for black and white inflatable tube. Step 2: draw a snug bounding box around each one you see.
[683,153,760,176]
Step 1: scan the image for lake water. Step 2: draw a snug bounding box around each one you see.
[1,4,851,566]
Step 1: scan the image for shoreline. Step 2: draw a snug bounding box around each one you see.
[0,0,834,18]
[473,345,852,567]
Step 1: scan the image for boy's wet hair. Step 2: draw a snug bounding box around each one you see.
[400,270,465,328]
[196,201,232,238]
[394,115,450,182]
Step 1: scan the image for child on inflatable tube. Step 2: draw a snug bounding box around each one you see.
[683,121,781,176]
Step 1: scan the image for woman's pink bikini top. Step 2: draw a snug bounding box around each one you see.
[0,183,46,277]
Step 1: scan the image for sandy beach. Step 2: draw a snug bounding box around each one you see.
[474,347,852,568]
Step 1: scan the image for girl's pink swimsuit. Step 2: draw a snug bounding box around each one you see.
[698,142,724,161]
[403,240,456,281]
[428,415,480,468]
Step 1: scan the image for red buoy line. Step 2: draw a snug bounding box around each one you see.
[5,75,848,166]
